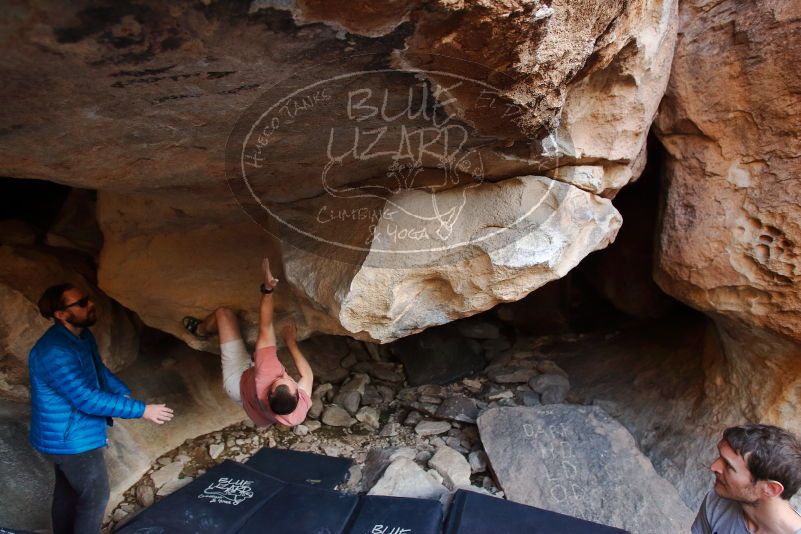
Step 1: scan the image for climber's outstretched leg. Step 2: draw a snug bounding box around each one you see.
[193,307,249,403]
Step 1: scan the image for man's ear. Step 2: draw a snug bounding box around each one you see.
[52,309,67,324]
[761,480,785,499]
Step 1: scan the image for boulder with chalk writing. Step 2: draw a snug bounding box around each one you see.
[477,405,693,533]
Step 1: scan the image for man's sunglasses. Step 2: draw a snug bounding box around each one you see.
[61,296,90,310]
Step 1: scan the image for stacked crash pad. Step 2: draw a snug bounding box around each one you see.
[115,448,628,534]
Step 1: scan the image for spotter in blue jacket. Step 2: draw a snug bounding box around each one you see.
[28,323,145,455]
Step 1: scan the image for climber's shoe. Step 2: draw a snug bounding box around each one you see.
[182,316,209,340]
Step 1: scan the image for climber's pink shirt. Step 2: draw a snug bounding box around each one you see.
[239,346,311,427]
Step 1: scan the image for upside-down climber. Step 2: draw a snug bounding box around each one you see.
[183,257,313,427]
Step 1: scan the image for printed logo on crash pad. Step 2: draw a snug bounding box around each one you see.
[198,477,255,506]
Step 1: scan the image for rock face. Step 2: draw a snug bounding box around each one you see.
[654,1,801,428]
[0,401,53,531]
[0,244,139,401]
[0,0,677,343]
[477,405,693,533]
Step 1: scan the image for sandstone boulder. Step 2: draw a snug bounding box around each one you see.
[0,0,676,343]
[654,0,801,436]
[478,405,693,533]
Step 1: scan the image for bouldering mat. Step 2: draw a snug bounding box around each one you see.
[345,494,443,534]
[245,447,353,489]
[116,460,285,534]
[443,489,630,534]
[238,481,359,533]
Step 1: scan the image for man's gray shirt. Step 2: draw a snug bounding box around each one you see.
[692,489,801,534]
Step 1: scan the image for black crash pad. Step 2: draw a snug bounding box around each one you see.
[245,447,352,489]
[443,490,630,534]
[238,481,359,533]
[346,494,443,534]
[116,460,285,534]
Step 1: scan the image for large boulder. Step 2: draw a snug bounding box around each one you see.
[478,405,694,533]
[0,244,139,401]
[653,0,801,437]
[0,0,676,343]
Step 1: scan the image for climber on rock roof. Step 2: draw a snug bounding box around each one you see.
[183,256,313,428]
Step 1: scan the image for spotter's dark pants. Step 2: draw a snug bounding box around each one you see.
[44,447,109,534]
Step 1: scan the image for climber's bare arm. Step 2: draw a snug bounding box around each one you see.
[255,257,278,351]
[281,321,313,393]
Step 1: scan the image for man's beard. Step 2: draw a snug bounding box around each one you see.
[67,312,97,328]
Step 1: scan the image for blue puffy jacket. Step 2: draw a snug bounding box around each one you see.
[28,323,145,454]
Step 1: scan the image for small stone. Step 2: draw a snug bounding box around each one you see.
[429,446,472,489]
[313,383,334,397]
[347,464,363,488]
[415,420,451,436]
[528,373,570,394]
[361,384,382,406]
[354,361,403,383]
[157,476,193,497]
[334,390,362,415]
[293,424,309,436]
[541,385,568,404]
[533,5,554,20]
[469,450,488,473]
[356,406,380,429]
[112,509,128,522]
[416,450,433,463]
[150,461,183,490]
[518,391,542,407]
[536,360,569,378]
[208,443,224,460]
[489,367,538,384]
[340,373,371,395]
[418,395,442,404]
[429,436,447,448]
[308,395,324,419]
[417,384,443,396]
[322,405,356,427]
[323,444,342,457]
[369,458,449,505]
[435,395,479,423]
[403,410,422,427]
[487,389,514,401]
[396,388,418,402]
[444,436,470,453]
[417,402,441,416]
[463,378,483,392]
[380,422,400,437]
[376,385,396,403]
[305,420,322,432]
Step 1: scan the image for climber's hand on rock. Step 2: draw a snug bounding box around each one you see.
[143,404,174,424]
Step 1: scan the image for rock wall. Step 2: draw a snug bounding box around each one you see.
[0,0,677,343]
[0,244,139,401]
[654,0,801,431]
